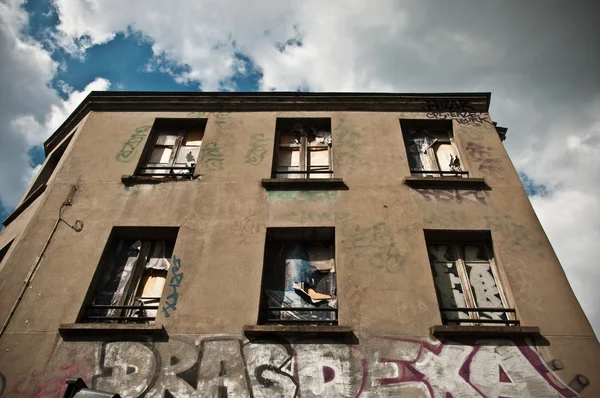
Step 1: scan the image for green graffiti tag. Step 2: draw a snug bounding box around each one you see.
[199,142,225,170]
[341,222,404,273]
[187,112,232,130]
[267,190,340,202]
[336,119,363,172]
[244,133,270,165]
[115,125,152,162]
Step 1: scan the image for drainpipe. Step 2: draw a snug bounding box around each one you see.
[0,183,83,339]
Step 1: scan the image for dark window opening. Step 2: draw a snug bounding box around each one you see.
[80,227,179,324]
[273,118,332,179]
[401,120,466,178]
[259,227,337,325]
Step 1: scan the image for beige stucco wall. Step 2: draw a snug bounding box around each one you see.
[0,109,597,397]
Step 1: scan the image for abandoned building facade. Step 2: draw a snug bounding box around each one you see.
[0,92,597,397]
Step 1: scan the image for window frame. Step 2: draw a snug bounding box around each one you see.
[401,120,467,178]
[79,227,179,325]
[427,240,518,326]
[258,227,338,326]
[135,119,206,178]
[272,118,333,179]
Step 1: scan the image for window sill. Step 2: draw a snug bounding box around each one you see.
[404,176,489,189]
[431,325,541,338]
[243,324,352,336]
[261,178,347,190]
[59,323,168,341]
[121,174,200,186]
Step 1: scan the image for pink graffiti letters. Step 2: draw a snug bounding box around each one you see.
[465,141,505,180]
[415,189,488,206]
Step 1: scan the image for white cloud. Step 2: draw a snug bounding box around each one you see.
[4,0,600,337]
[0,0,109,210]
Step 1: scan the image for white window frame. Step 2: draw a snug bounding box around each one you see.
[403,123,465,178]
[274,121,333,179]
[138,129,203,176]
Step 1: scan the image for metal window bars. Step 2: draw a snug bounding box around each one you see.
[84,296,161,323]
[274,169,334,177]
[440,307,520,326]
[410,170,469,177]
[263,307,338,325]
[137,165,195,177]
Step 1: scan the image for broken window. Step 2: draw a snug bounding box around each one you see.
[81,227,179,324]
[137,119,206,176]
[273,118,332,179]
[425,232,517,326]
[259,227,337,325]
[401,120,466,177]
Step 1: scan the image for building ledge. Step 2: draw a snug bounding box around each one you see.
[404,176,489,189]
[59,323,168,341]
[261,178,347,190]
[243,325,353,336]
[2,184,46,227]
[121,174,200,186]
[431,325,541,338]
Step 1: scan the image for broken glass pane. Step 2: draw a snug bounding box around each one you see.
[155,134,178,146]
[149,147,172,164]
[427,244,456,262]
[464,244,489,261]
[184,130,203,146]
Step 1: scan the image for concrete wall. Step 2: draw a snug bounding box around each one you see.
[0,109,597,397]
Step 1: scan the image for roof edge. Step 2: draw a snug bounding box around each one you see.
[44,91,492,154]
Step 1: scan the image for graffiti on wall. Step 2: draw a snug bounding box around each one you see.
[187,112,232,130]
[115,125,152,163]
[81,336,582,398]
[464,141,505,180]
[423,210,467,229]
[335,119,363,173]
[199,142,225,171]
[244,133,270,165]
[485,214,530,244]
[426,111,494,129]
[414,189,489,206]
[8,363,92,398]
[341,222,404,273]
[161,255,183,318]
[268,191,339,202]
[423,99,476,112]
[288,211,356,224]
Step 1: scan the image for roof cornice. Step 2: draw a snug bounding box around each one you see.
[44,91,492,154]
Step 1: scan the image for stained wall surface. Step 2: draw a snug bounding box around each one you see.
[0,105,597,397]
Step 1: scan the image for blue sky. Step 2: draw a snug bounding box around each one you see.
[1,0,599,337]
